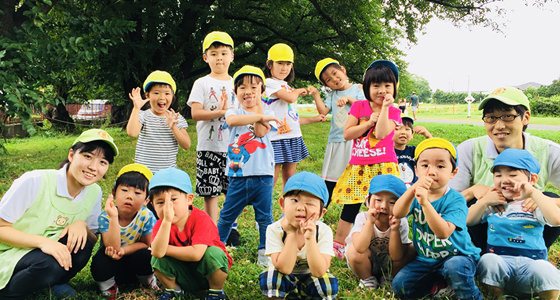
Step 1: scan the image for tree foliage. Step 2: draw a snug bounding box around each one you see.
[432,89,486,104]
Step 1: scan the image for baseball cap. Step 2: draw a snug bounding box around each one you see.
[267,43,294,62]
[116,163,153,182]
[365,60,399,83]
[315,58,340,82]
[233,65,266,85]
[479,87,530,112]
[415,138,457,161]
[368,175,407,198]
[149,167,193,194]
[143,70,177,94]
[202,31,234,53]
[72,129,118,157]
[401,113,414,125]
[491,148,540,174]
[283,171,328,205]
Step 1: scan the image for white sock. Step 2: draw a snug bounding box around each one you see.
[97,276,116,291]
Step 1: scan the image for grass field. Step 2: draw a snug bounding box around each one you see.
[0,120,559,299]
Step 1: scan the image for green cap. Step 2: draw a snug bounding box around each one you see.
[72,129,118,157]
[479,87,530,112]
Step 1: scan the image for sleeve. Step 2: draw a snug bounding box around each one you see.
[175,114,189,130]
[317,222,335,256]
[190,211,220,246]
[324,92,333,110]
[265,223,284,256]
[388,106,402,126]
[187,79,205,106]
[97,211,110,234]
[265,79,282,98]
[348,100,364,119]
[448,138,475,192]
[547,140,560,189]
[353,85,366,101]
[265,110,278,133]
[141,208,157,236]
[138,109,147,125]
[440,192,469,231]
[151,220,162,242]
[480,209,493,223]
[345,212,367,245]
[86,193,102,231]
[398,217,412,244]
[0,171,42,223]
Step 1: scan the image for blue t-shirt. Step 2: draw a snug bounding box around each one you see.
[409,187,480,263]
[224,108,276,177]
[482,201,549,260]
[396,145,416,187]
[325,84,365,143]
[98,206,156,246]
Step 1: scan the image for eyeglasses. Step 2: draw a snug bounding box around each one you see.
[482,114,521,124]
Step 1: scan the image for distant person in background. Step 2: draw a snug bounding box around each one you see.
[398,98,407,114]
[408,91,419,120]
[450,86,560,252]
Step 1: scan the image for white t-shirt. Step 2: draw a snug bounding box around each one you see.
[187,75,238,152]
[345,212,411,247]
[265,220,334,274]
[263,78,302,141]
[0,166,101,231]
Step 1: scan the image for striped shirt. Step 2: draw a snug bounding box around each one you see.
[134,109,188,172]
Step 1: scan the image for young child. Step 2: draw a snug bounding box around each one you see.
[127,70,191,173]
[259,171,338,300]
[90,163,158,299]
[150,167,232,300]
[0,129,118,299]
[391,138,482,300]
[187,31,237,225]
[263,43,309,189]
[216,65,279,266]
[467,148,560,300]
[308,58,366,206]
[331,60,402,259]
[345,175,414,290]
[393,115,432,187]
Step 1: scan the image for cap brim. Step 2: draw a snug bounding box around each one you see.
[479,95,523,110]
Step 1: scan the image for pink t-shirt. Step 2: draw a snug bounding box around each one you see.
[348,100,401,165]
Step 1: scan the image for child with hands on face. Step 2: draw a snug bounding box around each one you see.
[345,175,414,290]
[259,171,338,300]
[126,71,191,173]
[391,138,482,300]
[467,148,560,300]
[90,163,158,299]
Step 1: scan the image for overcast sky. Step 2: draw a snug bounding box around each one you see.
[401,1,560,93]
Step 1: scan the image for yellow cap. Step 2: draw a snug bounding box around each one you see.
[233,65,266,85]
[143,70,176,93]
[414,138,457,160]
[116,163,153,181]
[202,31,234,53]
[315,58,339,82]
[267,43,294,62]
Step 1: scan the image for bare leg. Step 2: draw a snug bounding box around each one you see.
[154,269,179,290]
[334,219,353,244]
[281,163,297,191]
[273,164,282,187]
[206,269,228,290]
[346,244,372,279]
[539,290,560,300]
[204,196,219,224]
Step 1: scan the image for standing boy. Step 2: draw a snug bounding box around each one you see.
[393,114,432,187]
[259,171,338,300]
[187,31,238,227]
[392,138,482,300]
[150,168,232,300]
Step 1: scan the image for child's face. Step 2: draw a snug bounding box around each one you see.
[235,76,263,110]
[368,82,394,106]
[416,148,457,192]
[66,148,109,188]
[270,61,293,81]
[280,192,325,228]
[152,189,193,223]
[393,124,413,148]
[493,166,533,200]
[203,45,234,75]
[367,191,397,222]
[147,84,174,117]
[114,184,148,217]
[321,65,349,90]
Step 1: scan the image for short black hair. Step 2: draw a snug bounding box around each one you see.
[363,65,398,101]
[264,60,295,83]
[482,99,529,131]
[401,118,414,129]
[114,171,149,194]
[204,42,233,53]
[283,190,325,213]
[492,165,532,180]
[149,186,185,201]
[234,74,266,94]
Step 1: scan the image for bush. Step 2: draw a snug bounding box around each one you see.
[531,95,560,117]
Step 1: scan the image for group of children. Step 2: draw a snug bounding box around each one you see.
[0,29,558,300]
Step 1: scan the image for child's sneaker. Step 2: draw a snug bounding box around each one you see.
[206,289,227,300]
[332,241,345,260]
[430,281,455,299]
[142,276,160,291]
[358,276,379,290]
[226,228,241,248]
[158,288,183,300]
[257,248,268,267]
[101,283,119,300]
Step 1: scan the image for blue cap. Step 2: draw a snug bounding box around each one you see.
[368,175,407,198]
[491,148,540,175]
[365,60,399,83]
[149,167,193,194]
[283,171,329,204]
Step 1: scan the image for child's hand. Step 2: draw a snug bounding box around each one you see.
[414,175,433,206]
[162,192,175,223]
[482,188,507,207]
[165,108,180,129]
[105,246,125,260]
[368,111,380,125]
[307,86,319,96]
[129,87,149,110]
[365,206,379,224]
[382,94,394,108]
[312,114,327,123]
[413,126,432,138]
[514,181,535,201]
[521,198,538,213]
[260,114,280,124]
[300,213,318,241]
[296,88,308,97]
[104,194,118,219]
[389,215,400,231]
[336,96,351,107]
[218,95,229,111]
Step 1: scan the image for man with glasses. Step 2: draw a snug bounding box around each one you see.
[449,86,560,251]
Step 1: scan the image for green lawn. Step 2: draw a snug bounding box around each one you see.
[0,121,559,299]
